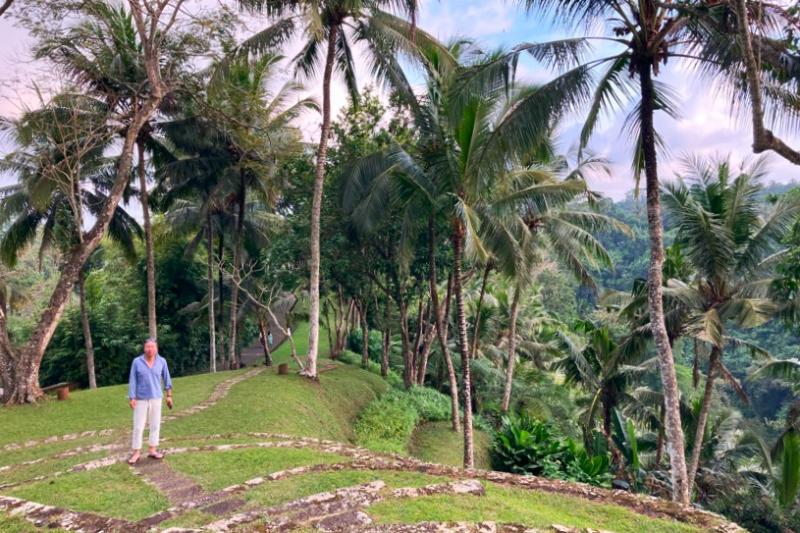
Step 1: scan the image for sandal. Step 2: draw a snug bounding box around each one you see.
[127,453,140,465]
[147,451,165,460]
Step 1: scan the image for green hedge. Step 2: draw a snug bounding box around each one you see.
[354,386,454,454]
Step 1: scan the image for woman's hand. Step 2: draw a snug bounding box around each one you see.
[129,399,137,409]
[166,397,173,409]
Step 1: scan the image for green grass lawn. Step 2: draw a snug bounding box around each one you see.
[1,435,114,468]
[0,369,245,447]
[167,447,352,491]
[1,450,111,485]
[7,463,169,521]
[164,365,386,441]
[268,321,331,366]
[0,515,69,533]
[244,469,450,508]
[0,345,731,533]
[368,482,701,533]
[410,421,492,470]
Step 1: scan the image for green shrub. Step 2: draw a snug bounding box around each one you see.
[406,386,451,422]
[490,416,611,487]
[354,391,419,454]
[561,440,613,487]
[347,330,383,363]
[490,416,564,478]
[338,351,360,365]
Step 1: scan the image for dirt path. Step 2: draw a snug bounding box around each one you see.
[239,295,295,368]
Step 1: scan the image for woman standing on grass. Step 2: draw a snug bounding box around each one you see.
[127,338,173,464]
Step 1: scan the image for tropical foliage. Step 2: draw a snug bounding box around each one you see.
[4,0,800,529]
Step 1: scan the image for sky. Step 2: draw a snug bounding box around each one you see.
[0,0,798,200]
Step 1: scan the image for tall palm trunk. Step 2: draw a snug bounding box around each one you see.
[228,170,246,369]
[428,220,460,431]
[501,283,520,412]
[137,139,157,340]
[306,22,340,379]
[78,271,96,389]
[399,297,412,389]
[360,300,369,367]
[688,346,721,493]
[218,233,226,368]
[381,301,390,377]
[470,263,491,360]
[206,215,217,373]
[453,223,474,468]
[639,59,690,506]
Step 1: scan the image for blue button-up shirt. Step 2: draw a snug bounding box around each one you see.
[128,354,173,400]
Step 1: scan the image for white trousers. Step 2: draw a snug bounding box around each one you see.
[132,398,162,450]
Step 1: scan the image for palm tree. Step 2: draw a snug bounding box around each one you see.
[152,112,236,371]
[508,0,745,504]
[236,0,435,379]
[662,155,800,492]
[487,153,624,413]
[737,428,800,511]
[156,55,313,369]
[207,54,313,368]
[36,3,192,340]
[556,320,653,463]
[344,38,593,467]
[0,96,141,388]
[0,1,191,405]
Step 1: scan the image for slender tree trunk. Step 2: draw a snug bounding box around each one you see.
[0,293,9,396]
[416,299,436,385]
[258,315,272,367]
[381,301,390,378]
[218,233,226,369]
[306,23,340,379]
[428,220,460,432]
[470,263,491,360]
[411,295,424,381]
[206,218,217,373]
[733,0,800,164]
[78,271,97,389]
[399,298,413,389]
[360,301,369,367]
[501,283,520,412]
[453,225,474,469]
[602,399,624,470]
[325,304,335,358]
[688,346,721,494]
[639,60,690,506]
[137,139,157,340]
[656,423,665,466]
[228,170,246,369]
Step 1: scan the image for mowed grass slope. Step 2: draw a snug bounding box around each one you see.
[0,370,243,447]
[0,345,719,532]
[165,364,386,441]
[410,421,492,470]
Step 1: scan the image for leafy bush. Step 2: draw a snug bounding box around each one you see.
[406,386,451,422]
[354,390,419,454]
[491,416,564,477]
[354,385,455,454]
[347,329,383,363]
[490,416,611,487]
[561,440,613,487]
